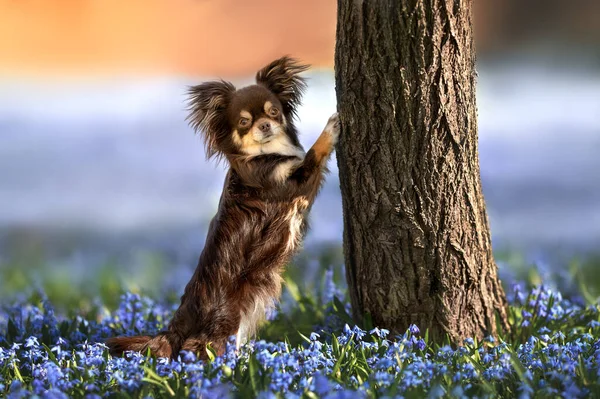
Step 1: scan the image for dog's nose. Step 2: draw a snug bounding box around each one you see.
[258,121,271,133]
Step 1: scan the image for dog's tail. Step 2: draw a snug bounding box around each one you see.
[106,333,182,359]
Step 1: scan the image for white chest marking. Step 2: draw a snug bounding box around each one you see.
[286,198,309,252]
[272,158,303,183]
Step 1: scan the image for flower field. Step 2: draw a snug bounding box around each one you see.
[2,265,600,399]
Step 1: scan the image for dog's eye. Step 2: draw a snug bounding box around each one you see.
[239,118,250,127]
[269,108,279,117]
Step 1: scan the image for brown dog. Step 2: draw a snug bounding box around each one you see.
[106,56,339,359]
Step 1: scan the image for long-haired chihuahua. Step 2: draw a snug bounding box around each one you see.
[106,56,339,359]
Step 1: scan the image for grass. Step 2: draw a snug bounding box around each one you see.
[1,251,600,398]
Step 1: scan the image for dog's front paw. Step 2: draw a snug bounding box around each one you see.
[324,112,340,145]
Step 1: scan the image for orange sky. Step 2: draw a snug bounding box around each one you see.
[0,0,337,77]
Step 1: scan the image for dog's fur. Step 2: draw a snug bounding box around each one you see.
[106,56,339,359]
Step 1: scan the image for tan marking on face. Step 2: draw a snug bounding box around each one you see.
[263,101,273,114]
[233,127,259,151]
[232,129,242,146]
[240,110,252,120]
[234,120,305,159]
[256,133,305,158]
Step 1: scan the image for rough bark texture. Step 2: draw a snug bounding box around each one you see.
[335,0,508,343]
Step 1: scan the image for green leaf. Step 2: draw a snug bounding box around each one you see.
[332,333,340,355]
[304,391,319,399]
[362,312,373,330]
[333,296,354,325]
[205,344,217,362]
[59,320,70,338]
[41,323,51,346]
[284,277,302,303]
[43,343,57,363]
[298,331,312,344]
[7,318,18,342]
[248,354,261,396]
[509,351,530,387]
[12,360,24,383]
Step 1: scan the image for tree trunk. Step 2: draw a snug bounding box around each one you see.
[334,0,508,343]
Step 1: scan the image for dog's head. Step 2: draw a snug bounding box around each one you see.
[187,56,308,160]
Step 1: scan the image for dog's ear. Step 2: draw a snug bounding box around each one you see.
[187,80,236,159]
[256,56,309,119]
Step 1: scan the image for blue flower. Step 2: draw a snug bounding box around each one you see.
[409,325,420,335]
[1,281,600,398]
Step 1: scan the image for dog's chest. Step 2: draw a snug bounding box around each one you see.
[236,197,310,348]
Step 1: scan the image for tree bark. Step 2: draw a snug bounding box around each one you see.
[334,0,508,343]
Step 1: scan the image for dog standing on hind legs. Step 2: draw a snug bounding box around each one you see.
[106,56,340,359]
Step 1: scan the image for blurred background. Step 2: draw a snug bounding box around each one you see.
[1,0,599,308]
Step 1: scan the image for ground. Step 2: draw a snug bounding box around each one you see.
[1,257,600,398]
